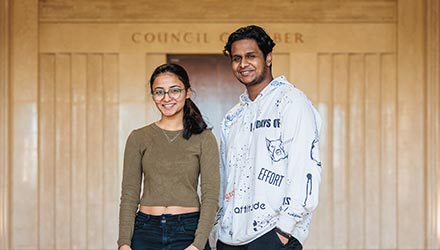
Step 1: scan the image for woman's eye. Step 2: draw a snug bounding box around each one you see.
[170,88,181,94]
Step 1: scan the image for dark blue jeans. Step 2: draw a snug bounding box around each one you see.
[216,228,302,250]
[131,211,211,250]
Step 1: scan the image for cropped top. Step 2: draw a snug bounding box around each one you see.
[118,123,220,250]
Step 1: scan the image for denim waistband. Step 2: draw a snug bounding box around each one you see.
[136,210,200,223]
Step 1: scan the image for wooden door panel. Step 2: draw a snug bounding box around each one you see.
[168,54,245,140]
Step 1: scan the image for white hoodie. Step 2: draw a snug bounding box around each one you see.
[217,76,322,246]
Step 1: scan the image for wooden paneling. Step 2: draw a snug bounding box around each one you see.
[307,52,398,249]
[38,53,119,249]
[71,53,87,249]
[397,1,425,248]
[55,53,72,248]
[10,0,39,249]
[103,54,120,249]
[379,53,397,249]
[38,0,397,23]
[364,54,381,249]
[314,54,333,249]
[347,53,365,249]
[87,54,105,249]
[427,0,440,249]
[39,53,56,248]
[332,53,349,249]
[0,0,9,249]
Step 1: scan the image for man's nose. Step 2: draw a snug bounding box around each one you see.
[239,58,249,67]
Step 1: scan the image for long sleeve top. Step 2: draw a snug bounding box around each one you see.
[118,123,220,250]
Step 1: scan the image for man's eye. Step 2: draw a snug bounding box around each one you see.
[232,57,241,62]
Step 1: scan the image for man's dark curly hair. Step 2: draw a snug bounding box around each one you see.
[223,25,276,59]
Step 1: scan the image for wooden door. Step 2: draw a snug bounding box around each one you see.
[167,54,245,140]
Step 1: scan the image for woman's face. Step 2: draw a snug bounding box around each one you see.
[151,73,191,118]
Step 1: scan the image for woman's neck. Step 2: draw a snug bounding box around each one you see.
[156,116,183,131]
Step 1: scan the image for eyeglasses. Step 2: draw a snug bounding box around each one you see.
[151,87,184,101]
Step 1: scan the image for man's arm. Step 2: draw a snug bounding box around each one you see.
[277,98,322,235]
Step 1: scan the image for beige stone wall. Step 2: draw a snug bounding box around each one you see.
[1,0,439,249]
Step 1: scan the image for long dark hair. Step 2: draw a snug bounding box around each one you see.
[149,63,207,139]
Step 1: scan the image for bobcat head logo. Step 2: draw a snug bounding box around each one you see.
[266,136,288,162]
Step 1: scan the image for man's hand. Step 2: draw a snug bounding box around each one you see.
[276,232,289,245]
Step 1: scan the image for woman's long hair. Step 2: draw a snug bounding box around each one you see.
[149,63,207,139]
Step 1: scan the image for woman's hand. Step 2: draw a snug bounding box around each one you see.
[119,244,132,250]
[184,244,199,250]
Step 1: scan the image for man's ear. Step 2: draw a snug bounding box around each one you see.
[266,52,272,67]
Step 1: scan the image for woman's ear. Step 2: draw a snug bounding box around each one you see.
[186,87,192,99]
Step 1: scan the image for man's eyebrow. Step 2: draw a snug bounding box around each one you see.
[232,51,256,56]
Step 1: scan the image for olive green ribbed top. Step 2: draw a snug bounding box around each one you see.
[118,123,220,250]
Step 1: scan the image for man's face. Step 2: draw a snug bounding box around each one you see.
[230,39,271,87]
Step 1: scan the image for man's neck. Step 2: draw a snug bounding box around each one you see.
[247,76,274,101]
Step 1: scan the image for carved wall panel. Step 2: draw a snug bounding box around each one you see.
[38,53,119,249]
[308,52,397,249]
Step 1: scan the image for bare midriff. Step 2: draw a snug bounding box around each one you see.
[139,205,199,215]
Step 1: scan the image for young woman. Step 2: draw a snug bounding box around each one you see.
[118,63,220,250]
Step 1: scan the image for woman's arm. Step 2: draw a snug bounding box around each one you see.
[118,130,144,248]
[192,130,220,250]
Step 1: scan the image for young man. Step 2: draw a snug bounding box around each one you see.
[216,25,322,250]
